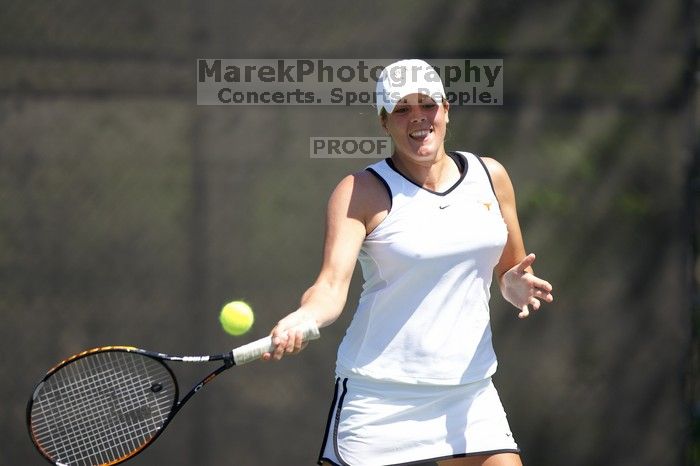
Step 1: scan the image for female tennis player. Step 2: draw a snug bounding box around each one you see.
[264,59,554,466]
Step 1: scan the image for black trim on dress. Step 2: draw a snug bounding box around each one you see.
[366,167,393,211]
[318,378,350,466]
[384,152,468,197]
[386,449,521,466]
[317,378,340,465]
[473,155,498,198]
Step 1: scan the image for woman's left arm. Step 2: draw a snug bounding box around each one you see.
[482,157,554,318]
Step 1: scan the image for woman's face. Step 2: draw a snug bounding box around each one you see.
[382,93,449,164]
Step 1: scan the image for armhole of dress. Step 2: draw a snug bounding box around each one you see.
[448,151,466,174]
[474,155,498,198]
[366,167,393,211]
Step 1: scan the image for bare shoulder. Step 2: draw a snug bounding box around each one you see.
[329,169,390,230]
[480,156,509,183]
[331,170,388,204]
[479,156,515,202]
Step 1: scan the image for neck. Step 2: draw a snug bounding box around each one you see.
[390,149,457,192]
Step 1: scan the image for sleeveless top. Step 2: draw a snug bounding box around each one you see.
[335,151,508,385]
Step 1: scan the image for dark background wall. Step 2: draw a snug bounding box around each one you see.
[2,1,698,465]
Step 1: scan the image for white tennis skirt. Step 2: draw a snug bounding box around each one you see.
[317,375,519,466]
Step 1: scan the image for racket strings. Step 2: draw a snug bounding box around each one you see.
[30,351,176,466]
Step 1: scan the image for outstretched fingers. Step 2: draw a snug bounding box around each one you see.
[529,276,554,303]
[516,253,537,274]
[518,304,530,319]
[518,297,542,319]
[516,256,554,319]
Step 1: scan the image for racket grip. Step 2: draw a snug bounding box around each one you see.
[231,321,320,365]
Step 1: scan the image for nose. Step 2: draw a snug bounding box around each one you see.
[409,108,427,122]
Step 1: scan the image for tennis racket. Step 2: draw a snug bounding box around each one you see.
[26,322,320,466]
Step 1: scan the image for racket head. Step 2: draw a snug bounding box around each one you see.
[27,347,179,466]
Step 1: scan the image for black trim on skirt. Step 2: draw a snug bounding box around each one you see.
[317,376,520,465]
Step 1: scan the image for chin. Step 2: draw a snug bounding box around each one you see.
[414,143,440,158]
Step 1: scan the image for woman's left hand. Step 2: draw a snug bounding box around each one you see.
[500,253,554,319]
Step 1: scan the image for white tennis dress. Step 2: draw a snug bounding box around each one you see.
[319,152,519,466]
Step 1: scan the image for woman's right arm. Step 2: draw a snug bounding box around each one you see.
[263,170,388,361]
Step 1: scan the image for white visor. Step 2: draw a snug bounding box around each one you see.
[375,59,446,115]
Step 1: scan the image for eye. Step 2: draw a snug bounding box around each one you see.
[393,106,409,114]
[422,102,437,109]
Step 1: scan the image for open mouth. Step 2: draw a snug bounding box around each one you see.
[409,128,433,140]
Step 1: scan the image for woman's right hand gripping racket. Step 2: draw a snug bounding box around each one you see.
[26,321,320,466]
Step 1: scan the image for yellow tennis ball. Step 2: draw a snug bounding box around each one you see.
[219,300,254,336]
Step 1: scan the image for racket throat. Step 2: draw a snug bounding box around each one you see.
[223,353,235,368]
